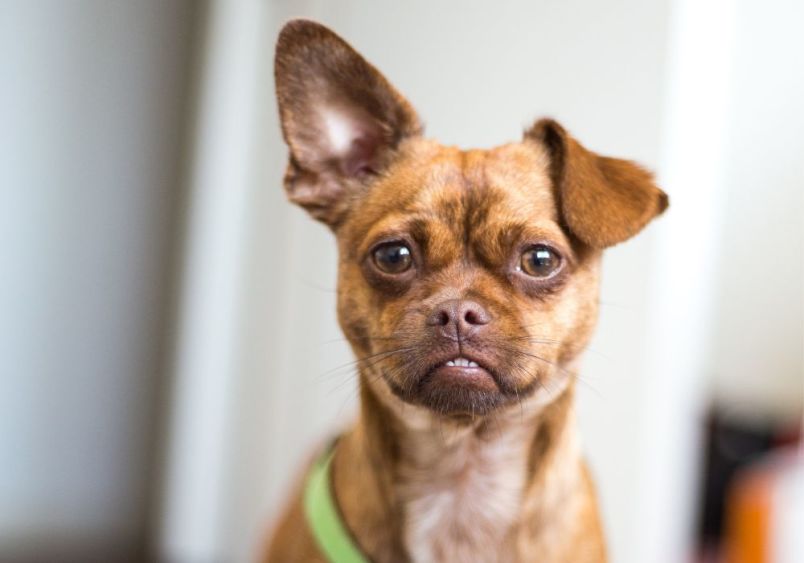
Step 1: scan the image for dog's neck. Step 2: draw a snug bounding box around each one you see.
[332,375,587,562]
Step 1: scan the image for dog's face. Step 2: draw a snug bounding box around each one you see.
[275,21,667,419]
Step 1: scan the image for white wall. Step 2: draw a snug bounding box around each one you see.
[0,1,195,559]
[706,0,804,422]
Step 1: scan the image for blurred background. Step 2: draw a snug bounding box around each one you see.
[2,1,802,562]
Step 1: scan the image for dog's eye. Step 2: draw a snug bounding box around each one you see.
[373,242,412,274]
[520,245,561,278]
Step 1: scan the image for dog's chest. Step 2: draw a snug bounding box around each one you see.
[398,436,527,562]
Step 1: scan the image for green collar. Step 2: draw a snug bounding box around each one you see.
[304,445,369,563]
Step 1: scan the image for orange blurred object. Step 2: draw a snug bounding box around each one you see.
[723,465,773,563]
[722,451,801,563]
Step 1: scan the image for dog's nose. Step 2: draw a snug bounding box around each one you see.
[426,299,491,339]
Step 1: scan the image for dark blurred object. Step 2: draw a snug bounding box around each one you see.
[698,413,773,545]
[695,407,801,563]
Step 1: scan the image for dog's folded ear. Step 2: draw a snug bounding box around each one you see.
[274,19,422,227]
[526,118,668,248]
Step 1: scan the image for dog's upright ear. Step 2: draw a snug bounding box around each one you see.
[274,20,422,227]
[526,118,668,248]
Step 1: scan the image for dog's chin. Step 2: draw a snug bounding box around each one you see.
[387,358,532,418]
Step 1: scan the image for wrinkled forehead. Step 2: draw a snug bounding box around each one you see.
[343,140,567,258]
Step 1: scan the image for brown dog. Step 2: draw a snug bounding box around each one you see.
[265,19,667,563]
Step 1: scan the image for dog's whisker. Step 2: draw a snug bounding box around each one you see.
[316,334,407,347]
[570,372,604,397]
[494,344,573,376]
[321,349,417,398]
[317,346,416,380]
[504,334,611,360]
[514,386,523,422]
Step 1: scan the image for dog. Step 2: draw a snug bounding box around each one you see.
[264,19,667,563]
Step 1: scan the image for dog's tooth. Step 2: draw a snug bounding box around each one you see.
[446,360,455,367]
[468,361,479,368]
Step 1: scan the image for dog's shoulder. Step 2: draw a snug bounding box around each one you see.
[261,449,327,563]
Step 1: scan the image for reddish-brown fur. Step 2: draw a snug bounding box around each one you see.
[264,19,667,562]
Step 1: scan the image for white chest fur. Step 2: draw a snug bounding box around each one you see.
[397,425,530,563]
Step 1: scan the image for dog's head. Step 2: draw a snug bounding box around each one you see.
[275,20,667,419]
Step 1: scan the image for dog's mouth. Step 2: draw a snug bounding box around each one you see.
[382,349,522,417]
[424,355,498,393]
